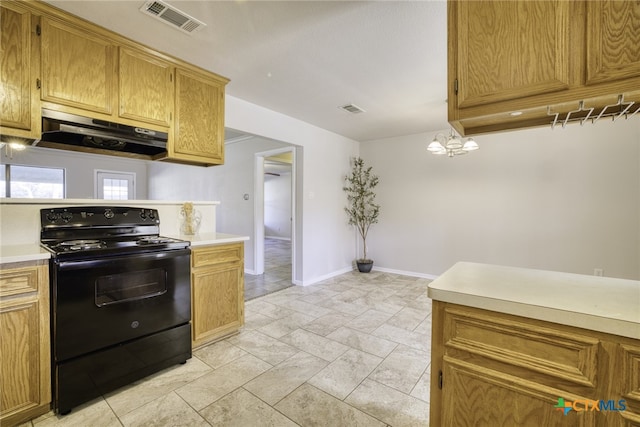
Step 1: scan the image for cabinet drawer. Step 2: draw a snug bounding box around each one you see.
[0,265,41,297]
[443,306,599,388]
[192,244,242,268]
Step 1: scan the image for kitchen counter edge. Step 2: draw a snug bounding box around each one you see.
[172,233,250,247]
[427,261,640,340]
[0,245,51,264]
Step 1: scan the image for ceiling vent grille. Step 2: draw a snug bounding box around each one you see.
[340,104,366,114]
[139,0,206,35]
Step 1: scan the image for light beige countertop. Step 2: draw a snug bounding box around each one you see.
[428,262,640,340]
[169,232,249,247]
[0,244,51,264]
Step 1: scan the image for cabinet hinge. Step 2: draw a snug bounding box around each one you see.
[36,79,41,90]
[36,24,41,36]
[438,370,443,389]
[454,79,458,95]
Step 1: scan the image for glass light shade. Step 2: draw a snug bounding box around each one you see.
[428,129,479,157]
[462,138,479,151]
[445,136,463,150]
[427,140,445,152]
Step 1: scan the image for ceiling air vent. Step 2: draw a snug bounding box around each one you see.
[340,104,366,114]
[139,0,206,35]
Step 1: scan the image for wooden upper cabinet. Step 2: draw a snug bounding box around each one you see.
[172,68,227,165]
[448,0,640,136]
[118,47,173,127]
[1,0,229,166]
[40,16,115,115]
[586,1,640,85]
[0,2,38,138]
[454,0,570,108]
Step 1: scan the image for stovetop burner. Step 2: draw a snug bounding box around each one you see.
[136,236,181,245]
[56,240,105,250]
[40,206,190,260]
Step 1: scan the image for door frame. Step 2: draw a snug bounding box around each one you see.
[253,147,297,282]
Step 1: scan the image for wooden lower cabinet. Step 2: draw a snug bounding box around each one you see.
[430,302,640,426]
[191,242,244,349]
[0,260,51,427]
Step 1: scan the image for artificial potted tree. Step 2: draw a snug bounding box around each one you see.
[343,157,380,273]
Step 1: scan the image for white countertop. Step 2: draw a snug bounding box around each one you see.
[427,262,640,340]
[169,232,249,247]
[0,244,51,264]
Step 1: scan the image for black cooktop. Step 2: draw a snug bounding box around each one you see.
[40,206,189,259]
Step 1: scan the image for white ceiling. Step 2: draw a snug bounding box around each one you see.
[45,0,449,142]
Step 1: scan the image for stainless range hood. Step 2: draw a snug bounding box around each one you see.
[37,109,169,159]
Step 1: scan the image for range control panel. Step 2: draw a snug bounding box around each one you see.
[41,206,160,226]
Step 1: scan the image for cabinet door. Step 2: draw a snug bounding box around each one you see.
[442,359,596,426]
[452,0,570,108]
[173,68,225,165]
[586,1,640,85]
[192,262,243,346]
[0,263,50,426]
[0,2,35,135]
[40,17,114,114]
[119,47,173,127]
[0,299,43,419]
[617,343,640,426]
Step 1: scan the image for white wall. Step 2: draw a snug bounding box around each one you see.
[0,147,149,199]
[265,171,292,239]
[360,117,640,280]
[224,96,360,284]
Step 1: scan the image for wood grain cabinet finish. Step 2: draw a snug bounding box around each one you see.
[191,243,244,349]
[453,1,570,109]
[40,16,115,115]
[448,0,640,136]
[0,2,39,139]
[0,261,51,427]
[430,301,640,427]
[586,1,640,85]
[172,68,226,166]
[118,46,173,127]
[1,0,228,166]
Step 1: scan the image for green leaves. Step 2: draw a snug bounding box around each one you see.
[343,157,380,260]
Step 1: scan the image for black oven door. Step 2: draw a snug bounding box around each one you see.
[51,248,191,362]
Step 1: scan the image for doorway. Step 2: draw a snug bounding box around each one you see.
[248,146,298,300]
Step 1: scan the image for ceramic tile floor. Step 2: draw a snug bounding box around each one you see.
[245,238,294,301]
[25,271,432,427]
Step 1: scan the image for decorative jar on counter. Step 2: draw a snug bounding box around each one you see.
[179,202,201,235]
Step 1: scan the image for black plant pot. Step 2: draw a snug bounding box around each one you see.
[356,260,374,273]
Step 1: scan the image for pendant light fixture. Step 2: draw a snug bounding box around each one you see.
[427,128,479,157]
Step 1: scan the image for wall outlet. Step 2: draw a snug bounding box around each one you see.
[594,268,604,277]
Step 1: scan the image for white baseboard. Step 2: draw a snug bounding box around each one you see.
[296,266,354,287]
[246,265,438,286]
[371,265,439,280]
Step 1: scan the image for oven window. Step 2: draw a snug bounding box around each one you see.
[95,268,167,307]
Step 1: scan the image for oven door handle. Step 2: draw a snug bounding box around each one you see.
[96,289,168,307]
[54,249,190,271]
